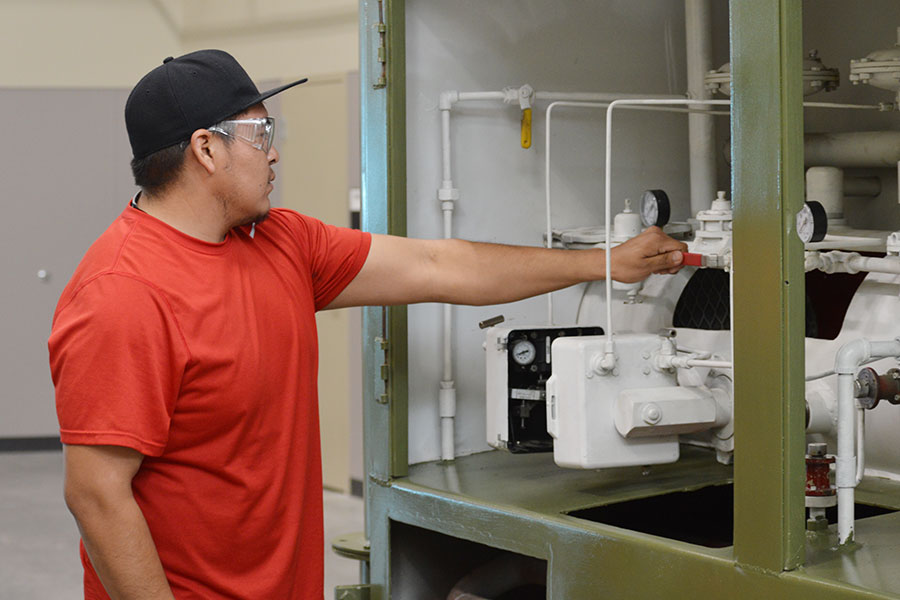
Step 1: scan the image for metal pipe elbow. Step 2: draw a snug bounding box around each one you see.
[835,338,872,375]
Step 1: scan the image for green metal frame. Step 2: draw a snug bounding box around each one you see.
[731,0,807,572]
[358,0,900,598]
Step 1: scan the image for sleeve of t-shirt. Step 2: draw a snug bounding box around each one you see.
[278,210,372,310]
[48,273,190,457]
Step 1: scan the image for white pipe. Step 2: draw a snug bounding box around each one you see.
[805,131,900,168]
[545,101,612,324]
[605,98,731,345]
[457,91,506,102]
[685,0,717,216]
[683,359,733,369]
[850,255,900,274]
[834,338,900,544]
[447,88,684,108]
[535,91,682,102]
[856,407,865,486]
[844,176,881,198]
[805,251,900,275]
[441,109,452,184]
[438,103,457,462]
[803,102,882,111]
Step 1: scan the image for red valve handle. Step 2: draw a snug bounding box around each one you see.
[681,252,704,267]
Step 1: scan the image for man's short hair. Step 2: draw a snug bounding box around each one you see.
[130,140,190,195]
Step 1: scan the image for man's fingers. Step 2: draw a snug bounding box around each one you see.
[648,250,684,274]
[651,237,688,256]
[638,227,688,256]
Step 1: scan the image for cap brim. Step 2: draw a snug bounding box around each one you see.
[236,77,308,115]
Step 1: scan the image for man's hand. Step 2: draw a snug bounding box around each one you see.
[609,226,687,283]
[64,445,175,600]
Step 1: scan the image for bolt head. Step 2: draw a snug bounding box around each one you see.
[642,404,662,425]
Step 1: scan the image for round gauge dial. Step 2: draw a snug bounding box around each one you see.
[640,189,671,228]
[796,200,827,243]
[511,340,536,366]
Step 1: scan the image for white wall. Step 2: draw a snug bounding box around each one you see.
[404,0,727,463]
[0,0,358,88]
[0,0,179,88]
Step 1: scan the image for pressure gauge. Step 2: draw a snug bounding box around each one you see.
[796,200,827,243]
[511,340,537,366]
[639,189,671,228]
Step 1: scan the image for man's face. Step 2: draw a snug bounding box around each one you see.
[214,103,279,229]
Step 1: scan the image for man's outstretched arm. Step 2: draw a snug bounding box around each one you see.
[64,445,175,600]
[327,226,686,309]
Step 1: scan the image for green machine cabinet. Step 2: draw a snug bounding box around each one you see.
[358,1,900,598]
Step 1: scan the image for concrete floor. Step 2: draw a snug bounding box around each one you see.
[0,451,365,599]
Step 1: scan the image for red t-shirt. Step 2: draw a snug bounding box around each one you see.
[48,205,371,599]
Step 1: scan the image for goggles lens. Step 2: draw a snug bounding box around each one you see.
[209,117,275,153]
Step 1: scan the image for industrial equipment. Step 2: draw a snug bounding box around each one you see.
[359,2,900,598]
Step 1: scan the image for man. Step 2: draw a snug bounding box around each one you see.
[48,50,686,599]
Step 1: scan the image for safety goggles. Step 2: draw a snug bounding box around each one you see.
[208,116,275,153]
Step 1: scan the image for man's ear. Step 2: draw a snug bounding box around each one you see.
[188,129,218,175]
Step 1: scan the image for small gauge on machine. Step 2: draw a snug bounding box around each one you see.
[511,339,536,366]
[796,200,827,243]
[640,189,671,228]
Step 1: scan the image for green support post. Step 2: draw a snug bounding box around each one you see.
[360,0,407,597]
[730,0,806,572]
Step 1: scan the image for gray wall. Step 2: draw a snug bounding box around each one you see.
[1,89,136,437]
[0,86,283,439]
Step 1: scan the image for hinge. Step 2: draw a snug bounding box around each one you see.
[373,1,387,89]
[375,335,390,404]
[369,473,393,488]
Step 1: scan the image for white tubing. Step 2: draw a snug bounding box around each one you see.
[441,109,452,184]
[805,251,900,275]
[535,91,681,102]
[684,359,733,369]
[856,407,865,486]
[849,255,900,275]
[457,91,506,102]
[834,338,900,544]
[438,104,457,462]
[805,132,900,168]
[803,102,882,111]
[605,98,731,342]
[545,101,612,324]
[844,176,881,198]
[685,0,717,216]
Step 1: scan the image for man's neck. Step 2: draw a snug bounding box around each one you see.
[136,189,230,243]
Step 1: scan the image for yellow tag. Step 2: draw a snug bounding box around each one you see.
[520,108,532,149]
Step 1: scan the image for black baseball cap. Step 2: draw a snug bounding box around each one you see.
[125,49,307,160]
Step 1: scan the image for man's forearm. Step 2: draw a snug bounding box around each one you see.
[430,238,605,306]
[429,227,685,306]
[70,497,175,600]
